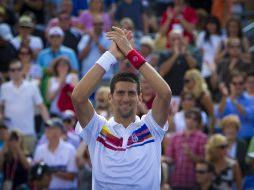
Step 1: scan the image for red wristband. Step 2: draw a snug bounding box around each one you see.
[126,49,146,69]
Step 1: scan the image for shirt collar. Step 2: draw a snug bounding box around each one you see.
[108,115,141,129]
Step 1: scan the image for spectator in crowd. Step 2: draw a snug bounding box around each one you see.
[1,130,31,190]
[11,15,43,57]
[114,0,148,34]
[29,162,52,190]
[56,11,82,56]
[243,152,254,190]
[137,77,156,116]
[47,56,78,117]
[159,29,198,96]
[195,160,219,190]
[72,26,171,189]
[166,108,208,189]
[244,71,254,101]
[139,36,159,68]
[78,15,111,81]
[0,4,16,27]
[215,17,251,64]
[0,60,49,154]
[0,121,8,151]
[18,46,42,86]
[183,69,215,132]
[206,134,242,190]
[47,0,83,33]
[211,0,232,27]
[14,0,45,25]
[76,141,92,190]
[196,16,223,100]
[170,92,208,133]
[217,71,254,143]
[33,118,78,189]
[0,23,16,80]
[79,0,111,32]
[159,0,198,47]
[215,37,251,85]
[37,26,79,72]
[221,114,248,175]
[95,86,112,119]
[61,110,80,149]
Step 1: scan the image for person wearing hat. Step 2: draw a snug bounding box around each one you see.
[10,15,43,57]
[37,26,79,72]
[159,28,198,96]
[33,118,78,189]
[29,162,52,190]
[0,23,16,80]
[139,36,159,68]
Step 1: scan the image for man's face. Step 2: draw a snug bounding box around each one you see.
[58,13,71,31]
[109,81,140,119]
[48,35,63,48]
[45,127,62,141]
[246,76,254,93]
[9,62,23,81]
[231,76,245,96]
[93,16,104,35]
[195,163,210,185]
[185,113,198,130]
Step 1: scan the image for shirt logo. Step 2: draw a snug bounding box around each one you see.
[133,56,138,62]
[131,134,139,143]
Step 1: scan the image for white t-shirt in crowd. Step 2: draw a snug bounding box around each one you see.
[11,35,43,51]
[33,139,78,189]
[76,110,168,190]
[0,80,43,135]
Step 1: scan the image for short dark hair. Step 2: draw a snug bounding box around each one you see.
[110,72,140,95]
[185,107,202,124]
[196,160,215,173]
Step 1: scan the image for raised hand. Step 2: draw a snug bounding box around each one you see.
[106,26,133,56]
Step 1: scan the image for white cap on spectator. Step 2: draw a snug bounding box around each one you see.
[48,26,64,37]
[62,110,75,121]
[0,23,13,41]
[170,24,183,35]
[248,152,254,159]
[140,36,155,50]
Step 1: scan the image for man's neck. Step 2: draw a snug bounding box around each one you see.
[199,181,212,190]
[114,116,135,128]
[48,139,60,152]
[184,127,196,135]
[13,79,23,87]
[51,46,60,53]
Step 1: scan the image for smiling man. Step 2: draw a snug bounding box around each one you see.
[72,26,172,190]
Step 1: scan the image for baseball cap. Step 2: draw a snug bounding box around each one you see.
[45,118,64,130]
[48,26,64,37]
[140,36,154,50]
[248,152,254,159]
[62,110,75,121]
[19,15,34,28]
[29,163,50,181]
[0,23,13,41]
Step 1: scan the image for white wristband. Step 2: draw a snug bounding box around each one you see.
[96,51,117,72]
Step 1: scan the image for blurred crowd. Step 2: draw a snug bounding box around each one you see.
[0,0,253,189]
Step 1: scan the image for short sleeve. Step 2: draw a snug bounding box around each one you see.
[78,35,89,53]
[142,110,168,142]
[76,112,106,145]
[32,84,43,105]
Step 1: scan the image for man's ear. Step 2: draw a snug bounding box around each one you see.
[138,93,143,103]
[108,93,113,104]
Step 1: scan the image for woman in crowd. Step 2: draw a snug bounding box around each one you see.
[215,17,251,64]
[47,56,78,117]
[18,46,42,86]
[221,114,248,175]
[183,69,215,133]
[196,16,223,100]
[206,134,242,190]
[1,130,31,190]
[78,0,111,32]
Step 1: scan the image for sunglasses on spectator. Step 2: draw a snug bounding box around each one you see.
[217,144,228,149]
[195,170,208,174]
[10,67,22,72]
[183,79,191,84]
[232,81,244,86]
[19,51,30,55]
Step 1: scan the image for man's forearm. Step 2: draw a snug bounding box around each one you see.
[38,104,50,122]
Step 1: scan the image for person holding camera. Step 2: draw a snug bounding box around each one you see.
[1,130,31,190]
[33,118,78,190]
